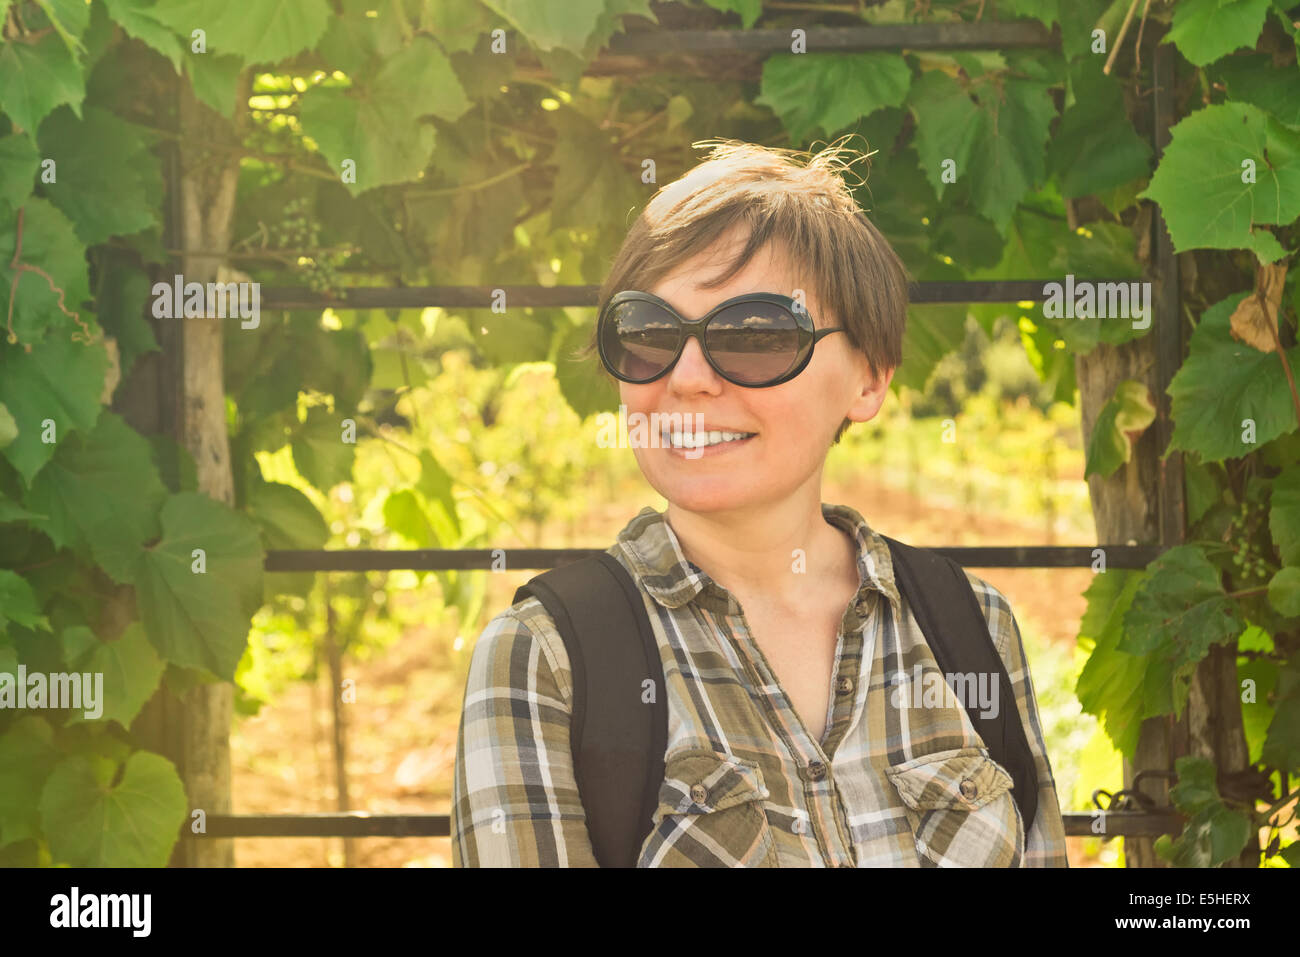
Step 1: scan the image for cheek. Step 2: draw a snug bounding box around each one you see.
[618,384,656,419]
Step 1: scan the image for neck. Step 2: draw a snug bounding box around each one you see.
[664,492,858,608]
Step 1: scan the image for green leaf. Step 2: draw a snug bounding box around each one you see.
[1237,625,1277,764]
[1121,544,1247,669]
[417,449,460,539]
[33,0,90,57]
[0,401,16,449]
[1268,565,1300,616]
[0,197,92,347]
[1075,569,1150,757]
[423,159,527,263]
[702,0,762,28]
[553,320,618,420]
[95,264,158,376]
[1140,102,1300,258]
[60,622,165,730]
[0,716,60,847]
[1052,220,1144,279]
[22,410,168,583]
[1169,292,1300,462]
[908,71,1056,234]
[757,53,913,143]
[39,751,187,867]
[1157,804,1253,867]
[127,492,264,680]
[1058,0,1120,61]
[1048,59,1152,198]
[37,105,162,245]
[0,334,105,487]
[1211,53,1300,128]
[290,407,356,491]
[0,33,84,135]
[928,210,1001,271]
[383,488,436,548]
[897,303,968,393]
[471,308,554,365]
[101,0,184,71]
[478,0,605,52]
[319,0,412,71]
[147,433,198,495]
[299,36,470,194]
[1085,379,1156,478]
[0,569,49,634]
[243,478,324,601]
[0,496,36,523]
[546,109,644,233]
[1185,460,1224,526]
[1167,755,1222,814]
[421,0,499,54]
[1261,660,1300,771]
[1164,0,1272,67]
[0,133,40,208]
[149,0,331,65]
[244,480,329,550]
[996,0,1061,28]
[1269,466,1300,565]
[368,346,429,390]
[908,71,984,202]
[1156,757,1253,867]
[184,50,242,117]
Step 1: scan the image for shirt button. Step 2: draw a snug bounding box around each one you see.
[959,779,978,800]
[807,761,827,782]
[835,676,854,695]
[690,784,709,805]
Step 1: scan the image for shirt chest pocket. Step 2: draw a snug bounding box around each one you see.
[637,748,776,868]
[884,747,1025,868]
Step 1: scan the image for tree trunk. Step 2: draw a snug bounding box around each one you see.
[171,73,247,869]
[128,70,248,867]
[1076,287,1183,868]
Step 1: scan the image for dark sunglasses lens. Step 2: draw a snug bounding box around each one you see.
[602,300,680,381]
[706,301,804,384]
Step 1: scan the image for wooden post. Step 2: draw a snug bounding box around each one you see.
[131,69,249,867]
[1074,38,1191,870]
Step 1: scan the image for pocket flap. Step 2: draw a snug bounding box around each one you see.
[884,747,1013,813]
[657,748,769,816]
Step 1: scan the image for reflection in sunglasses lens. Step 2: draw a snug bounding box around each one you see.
[605,301,678,380]
[707,303,800,384]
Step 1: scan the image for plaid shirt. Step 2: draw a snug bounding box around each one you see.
[452,503,1069,867]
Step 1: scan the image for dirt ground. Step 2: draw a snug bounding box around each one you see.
[229,472,1101,867]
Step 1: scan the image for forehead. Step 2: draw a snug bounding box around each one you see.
[649,232,810,310]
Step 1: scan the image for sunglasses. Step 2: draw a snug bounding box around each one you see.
[597,290,845,388]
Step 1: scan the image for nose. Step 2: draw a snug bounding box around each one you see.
[665,334,723,395]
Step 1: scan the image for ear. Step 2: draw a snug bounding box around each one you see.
[846,364,895,424]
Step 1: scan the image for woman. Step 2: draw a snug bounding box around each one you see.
[451,138,1068,867]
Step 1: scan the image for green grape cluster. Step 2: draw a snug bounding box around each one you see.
[271,196,348,296]
[1227,499,1271,582]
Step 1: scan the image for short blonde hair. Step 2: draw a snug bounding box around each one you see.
[576,135,911,444]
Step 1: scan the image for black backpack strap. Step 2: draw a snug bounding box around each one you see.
[882,536,1039,833]
[512,553,667,867]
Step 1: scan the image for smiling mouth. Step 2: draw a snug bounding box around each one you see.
[660,429,757,450]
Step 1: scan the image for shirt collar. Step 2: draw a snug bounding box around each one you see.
[613,503,902,615]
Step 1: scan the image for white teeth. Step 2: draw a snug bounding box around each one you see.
[662,430,754,449]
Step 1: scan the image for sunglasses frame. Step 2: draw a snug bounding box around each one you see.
[597,290,846,388]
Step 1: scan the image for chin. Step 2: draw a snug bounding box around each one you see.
[643,469,773,515]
